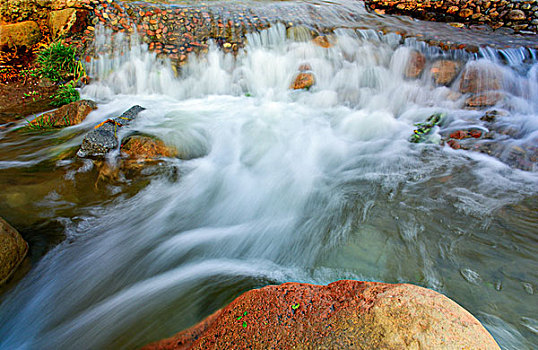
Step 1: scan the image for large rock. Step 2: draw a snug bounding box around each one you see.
[0,217,28,285]
[48,8,90,39]
[28,99,97,129]
[459,64,502,94]
[430,60,462,86]
[0,21,41,50]
[121,135,178,162]
[143,280,500,350]
[405,51,426,79]
[77,105,145,159]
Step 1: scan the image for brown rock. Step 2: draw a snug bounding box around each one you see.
[312,35,334,48]
[120,135,178,162]
[430,60,462,86]
[459,64,502,94]
[465,92,504,108]
[0,217,28,285]
[143,280,500,350]
[28,100,97,129]
[405,51,426,79]
[459,8,474,18]
[49,8,90,39]
[507,9,526,21]
[0,21,42,50]
[290,72,315,90]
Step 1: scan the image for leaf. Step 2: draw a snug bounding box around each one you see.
[292,303,300,310]
[242,321,247,328]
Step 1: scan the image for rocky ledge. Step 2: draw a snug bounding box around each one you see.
[143,280,499,350]
[365,0,538,34]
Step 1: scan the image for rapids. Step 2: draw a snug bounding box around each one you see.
[0,5,537,350]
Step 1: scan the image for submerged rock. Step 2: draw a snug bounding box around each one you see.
[465,92,504,109]
[0,217,28,285]
[409,113,444,143]
[404,51,426,79]
[459,65,502,94]
[77,105,145,159]
[28,100,97,129]
[143,280,500,350]
[430,60,462,86]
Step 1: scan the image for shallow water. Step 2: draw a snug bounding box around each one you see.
[0,3,538,349]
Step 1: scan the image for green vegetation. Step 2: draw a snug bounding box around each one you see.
[50,82,80,107]
[36,41,86,83]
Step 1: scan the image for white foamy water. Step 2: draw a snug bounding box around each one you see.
[0,25,537,349]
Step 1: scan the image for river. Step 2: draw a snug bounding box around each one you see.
[0,1,537,349]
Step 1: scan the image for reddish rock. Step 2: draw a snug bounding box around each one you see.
[143,281,500,350]
[0,217,28,285]
[28,100,97,129]
[405,51,426,79]
[459,65,502,94]
[447,139,461,150]
[465,92,504,108]
[450,130,469,140]
[290,72,315,90]
[0,21,42,50]
[430,60,462,86]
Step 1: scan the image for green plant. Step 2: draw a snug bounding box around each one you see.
[25,116,56,131]
[36,41,85,83]
[50,82,80,107]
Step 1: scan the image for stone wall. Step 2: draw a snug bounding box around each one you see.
[365,0,538,34]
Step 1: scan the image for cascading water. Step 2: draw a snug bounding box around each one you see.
[0,10,537,350]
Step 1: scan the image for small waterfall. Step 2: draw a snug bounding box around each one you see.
[0,13,537,350]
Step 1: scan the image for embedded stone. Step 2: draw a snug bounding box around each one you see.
[0,217,28,285]
[0,21,42,50]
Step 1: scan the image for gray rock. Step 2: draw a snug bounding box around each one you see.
[77,105,145,159]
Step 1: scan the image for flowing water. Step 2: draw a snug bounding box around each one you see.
[0,1,538,349]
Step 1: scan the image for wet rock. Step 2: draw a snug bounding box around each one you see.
[409,113,444,143]
[49,8,90,39]
[0,217,28,285]
[465,92,505,108]
[404,51,426,79]
[28,99,97,129]
[286,25,313,42]
[480,109,507,122]
[312,35,334,48]
[430,60,462,86]
[448,129,483,140]
[120,135,178,163]
[77,105,145,159]
[143,280,500,350]
[290,72,315,90]
[0,21,42,50]
[459,64,502,94]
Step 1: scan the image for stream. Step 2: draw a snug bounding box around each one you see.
[0,1,537,349]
